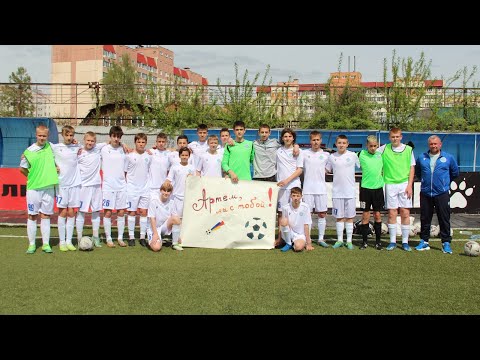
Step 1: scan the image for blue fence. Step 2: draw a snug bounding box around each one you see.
[183,129,480,172]
[0,118,59,168]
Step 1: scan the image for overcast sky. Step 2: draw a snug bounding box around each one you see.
[1,45,479,86]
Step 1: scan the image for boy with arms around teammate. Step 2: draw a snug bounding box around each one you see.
[326,135,360,250]
[149,133,171,199]
[357,135,385,250]
[302,131,330,247]
[222,120,255,183]
[196,135,223,178]
[279,187,314,252]
[20,124,59,254]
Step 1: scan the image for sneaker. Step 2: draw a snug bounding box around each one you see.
[42,244,53,253]
[317,240,329,248]
[346,242,354,250]
[415,240,430,251]
[375,243,383,250]
[117,239,127,247]
[280,243,293,252]
[66,244,76,251]
[442,242,453,254]
[402,243,412,252]
[26,245,36,254]
[139,239,147,247]
[172,244,184,251]
[106,241,115,248]
[359,242,368,250]
[332,241,344,249]
[386,243,397,251]
[128,239,135,246]
[59,244,69,252]
[92,236,102,248]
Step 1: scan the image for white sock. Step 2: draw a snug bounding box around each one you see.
[91,212,100,238]
[117,215,125,240]
[336,222,345,243]
[345,222,354,243]
[58,216,66,245]
[128,215,136,239]
[281,225,291,245]
[388,224,397,243]
[401,224,410,244]
[104,217,112,241]
[172,224,180,244]
[139,216,148,239]
[66,216,75,244]
[318,217,326,241]
[27,219,37,246]
[76,212,85,239]
[40,218,50,245]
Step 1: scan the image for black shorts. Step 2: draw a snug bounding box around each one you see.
[253,175,277,182]
[359,187,385,212]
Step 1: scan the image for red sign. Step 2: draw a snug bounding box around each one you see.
[0,168,28,210]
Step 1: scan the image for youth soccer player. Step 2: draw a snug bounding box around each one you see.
[20,124,59,254]
[357,135,385,250]
[164,147,196,251]
[149,133,171,199]
[52,125,82,251]
[126,133,152,247]
[196,135,223,178]
[377,127,416,252]
[101,126,129,248]
[168,135,195,167]
[279,187,314,252]
[146,182,182,252]
[302,131,330,247]
[326,135,360,250]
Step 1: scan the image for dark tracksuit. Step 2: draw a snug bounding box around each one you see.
[415,150,459,243]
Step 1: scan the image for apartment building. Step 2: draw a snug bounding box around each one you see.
[50,45,208,123]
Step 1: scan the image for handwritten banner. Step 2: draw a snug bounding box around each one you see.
[181,176,279,249]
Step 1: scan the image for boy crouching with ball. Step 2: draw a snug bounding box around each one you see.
[146,182,181,252]
[279,187,314,252]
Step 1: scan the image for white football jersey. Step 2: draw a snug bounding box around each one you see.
[196,151,223,177]
[167,163,196,199]
[147,197,175,230]
[281,202,312,234]
[101,144,128,191]
[78,143,107,187]
[325,150,360,199]
[51,143,82,187]
[126,151,152,196]
[276,146,304,189]
[149,149,171,189]
[302,149,329,195]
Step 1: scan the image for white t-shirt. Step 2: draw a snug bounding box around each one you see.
[281,202,312,234]
[325,150,360,199]
[126,152,152,196]
[167,163,196,199]
[101,144,128,192]
[276,146,304,189]
[196,151,223,177]
[149,149,171,189]
[188,141,209,156]
[377,144,416,166]
[302,149,329,195]
[147,197,175,230]
[51,143,82,188]
[77,142,107,187]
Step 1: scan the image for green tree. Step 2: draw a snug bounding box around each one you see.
[0,67,34,117]
[101,54,140,106]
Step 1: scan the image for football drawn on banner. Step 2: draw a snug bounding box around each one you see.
[181,176,279,249]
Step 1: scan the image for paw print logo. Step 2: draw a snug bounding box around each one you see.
[450,178,475,209]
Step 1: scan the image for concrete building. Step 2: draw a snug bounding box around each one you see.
[50,45,209,123]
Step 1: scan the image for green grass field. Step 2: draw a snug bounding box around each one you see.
[1,226,479,315]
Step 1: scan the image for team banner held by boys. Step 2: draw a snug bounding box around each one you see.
[181,176,279,249]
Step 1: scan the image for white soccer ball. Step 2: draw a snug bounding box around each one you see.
[245,217,268,240]
[381,223,388,234]
[430,225,440,238]
[78,236,94,251]
[464,241,480,257]
[410,222,421,236]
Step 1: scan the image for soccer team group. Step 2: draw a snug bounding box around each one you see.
[20,121,459,254]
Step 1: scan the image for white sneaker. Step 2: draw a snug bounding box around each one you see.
[172,244,184,251]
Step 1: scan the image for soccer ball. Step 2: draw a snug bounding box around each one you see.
[78,236,94,251]
[410,222,421,236]
[245,217,268,240]
[381,223,388,235]
[464,241,480,257]
[430,225,440,238]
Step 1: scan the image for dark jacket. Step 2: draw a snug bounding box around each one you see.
[415,150,459,197]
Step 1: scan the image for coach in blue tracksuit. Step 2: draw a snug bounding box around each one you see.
[415,135,459,254]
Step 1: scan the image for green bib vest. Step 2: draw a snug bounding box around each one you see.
[382,144,412,184]
[359,149,384,189]
[23,142,59,190]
